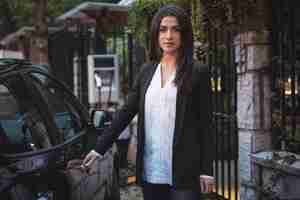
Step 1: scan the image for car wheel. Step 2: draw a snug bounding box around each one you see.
[7,172,69,200]
[7,184,35,200]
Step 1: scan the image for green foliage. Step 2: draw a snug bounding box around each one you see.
[2,0,79,28]
[48,0,121,22]
[128,0,205,49]
[2,0,33,28]
[191,0,205,42]
[1,0,121,30]
[128,0,179,46]
[48,0,121,23]
[48,0,83,19]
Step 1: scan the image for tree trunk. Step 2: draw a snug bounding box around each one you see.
[31,0,48,65]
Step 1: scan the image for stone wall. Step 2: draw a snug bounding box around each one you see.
[252,151,300,199]
[235,31,272,200]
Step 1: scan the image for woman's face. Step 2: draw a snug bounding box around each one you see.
[158,16,181,56]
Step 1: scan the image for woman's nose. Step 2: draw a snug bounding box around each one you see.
[166,30,172,38]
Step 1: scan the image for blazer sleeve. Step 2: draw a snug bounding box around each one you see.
[198,65,215,176]
[95,63,146,155]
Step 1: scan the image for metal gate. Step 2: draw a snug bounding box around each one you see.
[206,26,239,200]
[271,0,300,154]
[49,24,137,109]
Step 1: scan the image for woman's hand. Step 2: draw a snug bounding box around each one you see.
[81,150,102,173]
[199,175,215,193]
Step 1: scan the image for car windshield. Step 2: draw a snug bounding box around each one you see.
[0,79,49,154]
[0,69,85,154]
[0,84,19,119]
[29,72,83,141]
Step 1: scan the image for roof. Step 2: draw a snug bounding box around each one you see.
[118,0,136,6]
[1,2,131,48]
[56,2,129,26]
[0,26,61,47]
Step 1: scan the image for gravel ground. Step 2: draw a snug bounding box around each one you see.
[118,163,215,200]
[119,163,143,200]
[120,184,143,200]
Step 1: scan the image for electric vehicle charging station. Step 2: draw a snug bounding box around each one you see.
[87,54,120,108]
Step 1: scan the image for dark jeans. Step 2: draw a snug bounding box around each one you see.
[142,181,201,200]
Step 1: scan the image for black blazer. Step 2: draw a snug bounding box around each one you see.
[95,61,214,189]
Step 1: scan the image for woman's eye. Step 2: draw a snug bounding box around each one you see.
[175,27,181,32]
[159,27,180,32]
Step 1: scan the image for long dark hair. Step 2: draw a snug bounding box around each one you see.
[149,5,194,92]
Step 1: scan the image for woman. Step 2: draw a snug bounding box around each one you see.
[82,5,215,200]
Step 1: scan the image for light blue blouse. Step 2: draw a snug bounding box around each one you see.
[143,64,177,185]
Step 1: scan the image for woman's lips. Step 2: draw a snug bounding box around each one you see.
[164,42,174,46]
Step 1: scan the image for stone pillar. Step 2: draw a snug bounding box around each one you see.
[235,31,272,200]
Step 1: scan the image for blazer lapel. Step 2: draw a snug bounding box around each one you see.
[139,63,158,141]
[140,63,158,104]
[173,87,187,148]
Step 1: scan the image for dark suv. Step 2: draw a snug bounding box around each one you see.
[0,59,119,200]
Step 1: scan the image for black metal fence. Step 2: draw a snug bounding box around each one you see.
[206,26,239,200]
[271,0,300,154]
[49,24,137,109]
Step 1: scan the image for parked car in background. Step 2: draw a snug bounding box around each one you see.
[0,59,120,200]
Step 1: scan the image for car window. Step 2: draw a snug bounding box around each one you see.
[29,73,84,142]
[0,82,51,153]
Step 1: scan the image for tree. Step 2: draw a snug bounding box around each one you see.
[128,0,201,58]
[0,0,122,63]
[1,0,33,30]
[1,0,121,31]
[0,1,17,39]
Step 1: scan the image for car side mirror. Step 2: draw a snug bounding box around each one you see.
[91,110,112,128]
